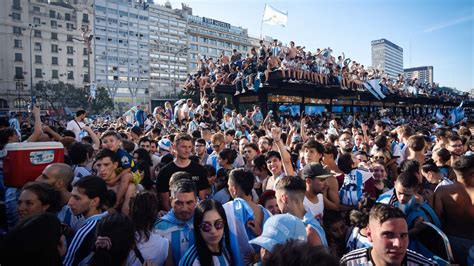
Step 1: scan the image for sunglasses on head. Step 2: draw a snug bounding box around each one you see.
[200,220,225,233]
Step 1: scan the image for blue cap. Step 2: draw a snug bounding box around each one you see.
[249,214,307,252]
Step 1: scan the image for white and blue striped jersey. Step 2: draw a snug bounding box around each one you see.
[155,216,194,266]
[57,205,85,232]
[179,244,232,266]
[340,247,437,266]
[63,212,108,266]
[339,169,373,206]
[346,227,372,252]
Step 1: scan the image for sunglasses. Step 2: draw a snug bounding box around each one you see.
[200,220,225,233]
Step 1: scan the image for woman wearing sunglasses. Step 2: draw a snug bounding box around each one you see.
[179,199,234,266]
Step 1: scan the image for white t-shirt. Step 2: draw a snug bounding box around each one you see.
[66,119,85,141]
[304,194,324,220]
[127,231,169,266]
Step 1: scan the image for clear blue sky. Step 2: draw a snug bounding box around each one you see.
[164,0,473,92]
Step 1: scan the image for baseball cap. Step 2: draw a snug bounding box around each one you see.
[249,214,307,252]
[158,138,172,151]
[302,162,333,179]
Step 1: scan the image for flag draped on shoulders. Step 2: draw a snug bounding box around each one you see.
[223,198,271,266]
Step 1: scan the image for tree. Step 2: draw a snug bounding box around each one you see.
[36,81,88,117]
[35,82,114,117]
[90,86,114,115]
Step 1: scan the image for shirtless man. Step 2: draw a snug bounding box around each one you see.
[434,155,474,265]
[287,41,297,60]
[264,52,281,85]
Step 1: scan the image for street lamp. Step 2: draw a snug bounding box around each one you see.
[173,46,189,98]
[26,23,39,104]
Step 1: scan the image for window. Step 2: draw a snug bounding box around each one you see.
[32,6,40,12]
[51,44,58,53]
[35,69,42,78]
[52,70,59,79]
[82,14,89,23]
[14,53,22,61]
[33,17,41,25]
[83,59,89,67]
[65,13,71,21]
[50,10,56,18]
[66,23,73,31]
[51,32,58,40]
[34,42,42,51]
[12,13,21,20]
[199,46,208,53]
[51,20,57,28]
[35,55,42,64]
[67,35,73,42]
[67,46,73,54]
[67,58,73,67]
[51,57,58,65]
[13,26,22,35]
[190,44,198,51]
[67,71,74,80]
[83,48,88,55]
[34,30,41,37]
[15,67,23,80]
[13,0,21,10]
[14,39,22,48]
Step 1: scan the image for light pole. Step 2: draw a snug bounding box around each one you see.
[173,46,189,98]
[27,24,39,104]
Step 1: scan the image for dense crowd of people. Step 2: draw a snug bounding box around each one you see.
[0,99,473,266]
[182,39,470,103]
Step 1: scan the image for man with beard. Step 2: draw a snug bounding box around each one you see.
[338,132,355,155]
[303,163,332,220]
[66,109,87,142]
[243,143,259,170]
[63,176,110,266]
[258,136,273,154]
[446,135,464,162]
[156,133,209,210]
[155,179,197,266]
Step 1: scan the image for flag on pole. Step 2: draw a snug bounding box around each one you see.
[263,4,288,27]
[449,101,465,126]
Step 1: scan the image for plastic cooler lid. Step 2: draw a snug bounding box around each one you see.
[5,142,64,151]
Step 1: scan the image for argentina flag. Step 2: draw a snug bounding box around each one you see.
[449,101,465,126]
[363,79,386,100]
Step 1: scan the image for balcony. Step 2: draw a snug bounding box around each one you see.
[14,75,25,80]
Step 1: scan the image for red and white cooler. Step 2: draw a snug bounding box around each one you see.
[2,142,64,188]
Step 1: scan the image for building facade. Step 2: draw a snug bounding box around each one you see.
[371,38,403,79]
[148,2,188,102]
[0,0,94,113]
[186,9,250,73]
[93,0,150,112]
[404,66,434,86]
